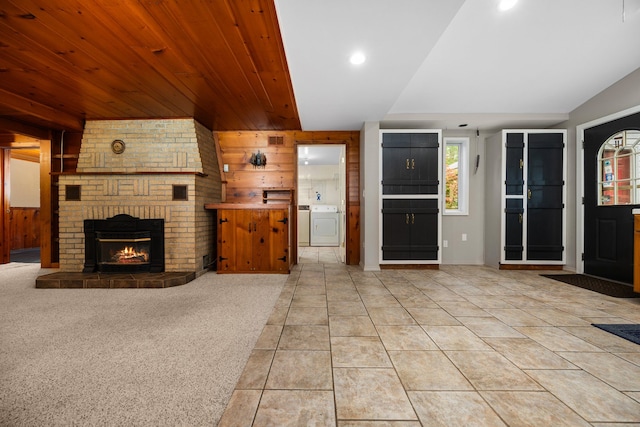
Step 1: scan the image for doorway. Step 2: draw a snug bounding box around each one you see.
[297,144,347,264]
[582,111,640,284]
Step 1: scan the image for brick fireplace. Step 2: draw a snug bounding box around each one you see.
[57,119,222,275]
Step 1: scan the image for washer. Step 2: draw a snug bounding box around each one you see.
[310,205,339,246]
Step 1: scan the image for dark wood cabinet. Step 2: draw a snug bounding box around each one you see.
[380,130,441,265]
[382,199,439,261]
[207,204,291,273]
[382,132,440,195]
[485,130,566,268]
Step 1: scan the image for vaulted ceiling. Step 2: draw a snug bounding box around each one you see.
[0,0,299,142]
[2,0,640,143]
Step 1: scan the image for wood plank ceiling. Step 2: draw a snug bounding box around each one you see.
[0,0,300,142]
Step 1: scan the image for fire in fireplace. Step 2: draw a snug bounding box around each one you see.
[84,215,164,273]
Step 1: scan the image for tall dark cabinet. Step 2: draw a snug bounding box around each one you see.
[485,129,566,268]
[380,130,441,265]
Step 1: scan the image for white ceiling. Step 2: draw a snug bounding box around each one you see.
[275,0,640,132]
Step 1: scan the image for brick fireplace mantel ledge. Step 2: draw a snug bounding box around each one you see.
[35,271,196,289]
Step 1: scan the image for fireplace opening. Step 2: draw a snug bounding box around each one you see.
[97,231,151,267]
[84,214,164,273]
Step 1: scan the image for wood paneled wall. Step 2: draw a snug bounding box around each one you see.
[9,207,40,250]
[216,131,360,265]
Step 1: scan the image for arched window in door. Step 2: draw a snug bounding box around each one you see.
[597,129,640,206]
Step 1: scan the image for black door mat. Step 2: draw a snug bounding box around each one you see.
[592,324,640,345]
[540,274,639,298]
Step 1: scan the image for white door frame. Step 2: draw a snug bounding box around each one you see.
[575,104,640,274]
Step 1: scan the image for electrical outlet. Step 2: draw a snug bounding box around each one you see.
[462,233,467,241]
[223,164,229,172]
[443,240,448,248]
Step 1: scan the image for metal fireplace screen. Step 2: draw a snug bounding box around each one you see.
[84,214,164,273]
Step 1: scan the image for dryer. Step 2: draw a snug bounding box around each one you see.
[310,205,339,246]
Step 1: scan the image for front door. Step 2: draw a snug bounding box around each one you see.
[583,112,640,283]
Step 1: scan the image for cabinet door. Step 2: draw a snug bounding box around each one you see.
[218,209,236,271]
[504,199,524,260]
[505,133,524,195]
[410,199,439,260]
[235,209,254,271]
[268,209,290,271]
[382,133,414,195]
[381,199,438,260]
[382,132,439,195]
[527,133,564,261]
[411,134,439,195]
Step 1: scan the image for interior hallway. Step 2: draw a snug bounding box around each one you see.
[219,247,640,426]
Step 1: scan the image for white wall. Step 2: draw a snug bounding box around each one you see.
[298,165,341,207]
[440,129,486,265]
[10,158,40,208]
[360,121,381,270]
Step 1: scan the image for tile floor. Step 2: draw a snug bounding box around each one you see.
[218,247,640,426]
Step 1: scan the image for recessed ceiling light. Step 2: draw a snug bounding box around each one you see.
[349,51,366,65]
[498,0,517,11]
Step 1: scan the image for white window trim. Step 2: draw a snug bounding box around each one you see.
[443,137,469,216]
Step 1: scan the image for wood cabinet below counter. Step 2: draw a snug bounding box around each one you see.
[205,204,292,274]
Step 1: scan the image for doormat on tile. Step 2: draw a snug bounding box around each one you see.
[592,324,640,345]
[540,274,639,298]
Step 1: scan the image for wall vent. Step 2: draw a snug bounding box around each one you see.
[268,135,284,145]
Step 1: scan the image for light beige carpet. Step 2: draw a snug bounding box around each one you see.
[0,262,286,426]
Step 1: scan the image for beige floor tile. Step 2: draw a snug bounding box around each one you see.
[328,301,368,316]
[405,307,461,326]
[516,326,604,352]
[331,336,392,367]
[236,350,275,390]
[483,337,577,370]
[254,325,283,349]
[420,288,467,302]
[395,293,439,308]
[458,317,526,338]
[616,352,640,366]
[438,301,491,317]
[408,391,506,427]
[294,285,326,296]
[278,325,330,350]
[523,307,592,326]
[446,350,542,390]
[291,293,327,308]
[326,289,361,302]
[485,308,551,326]
[466,295,516,308]
[334,368,417,421]
[367,307,417,326]
[560,325,640,353]
[253,390,336,427]
[558,352,640,390]
[265,350,332,390]
[217,390,262,427]
[329,315,378,337]
[480,391,591,427]
[377,325,438,350]
[339,422,421,426]
[360,294,402,308]
[526,369,640,422]
[422,326,492,350]
[266,306,288,325]
[285,306,328,325]
[389,350,473,391]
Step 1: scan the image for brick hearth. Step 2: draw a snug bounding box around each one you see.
[36,271,196,289]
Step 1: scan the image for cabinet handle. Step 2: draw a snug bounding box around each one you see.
[248,222,252,233]
[406,214,409,224]
[254,222,257,232]
[519,213,523,224]
[527,189,532,199]
[520,159,524,169]
[406,159,410,169]
[412,158,415,170]
[411,213,415,224]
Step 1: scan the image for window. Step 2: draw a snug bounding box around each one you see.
[597,129,640,206]
[444,137,469,215]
